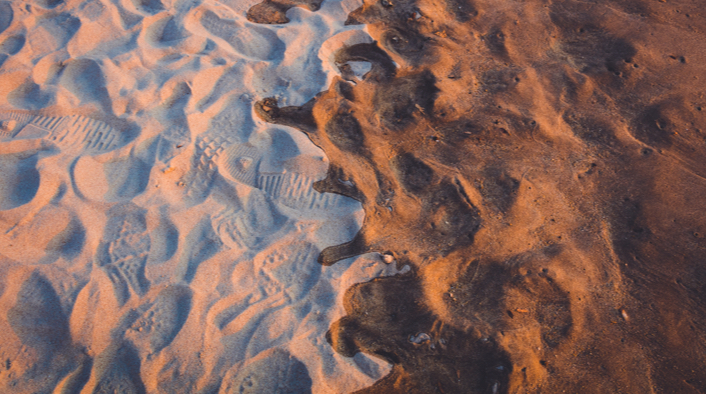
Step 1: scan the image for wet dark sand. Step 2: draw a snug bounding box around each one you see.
[251,0,706,392]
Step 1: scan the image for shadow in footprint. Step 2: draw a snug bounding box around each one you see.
[91,341,147,394]
[221,348,312,394]
[0,2,12,35]
[95,204,151,306]
[198,10,284,60]
[177,217,223,283]
[0,151,40,210]
[7,271,71,352]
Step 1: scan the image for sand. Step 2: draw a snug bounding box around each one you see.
[0,0,403,392]
[253,0,706,392]
[2,0,706,392]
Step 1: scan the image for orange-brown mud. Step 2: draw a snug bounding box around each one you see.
[251,0,706,392]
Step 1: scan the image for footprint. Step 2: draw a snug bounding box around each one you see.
[253,239,320,302]
[198,9,283,60]
[0,207,85,263]
[181,133,235,206]
[94,138,155,203]
[0,151,40,210]
[94,204,151,306]
[211,206,243,250]
[148,209,179,264]
[220,348,312,394]
[0,35,25,55]
[259,170,349,212]
[0,2,12,35]
[218,142,263,187]
[72,150,152,203]
[181,134,224,206]
[0,112,32,138]
[259,152,354,214]
[213,189,284,250]
[177,217,223,283]
[7,272,71,351]
[44,215,85,261]
[90,341,147,394]
[144,15,186,47]
[127,284,191,354]
[218,135,351,214]
[59,58,112,112]
[8,80,52,110]
[4,113,131,155]
[28,13,80,54]
[156,126,189,164]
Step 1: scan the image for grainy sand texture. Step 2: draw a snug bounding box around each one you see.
[2,0,706,393]
[0,0,403,392]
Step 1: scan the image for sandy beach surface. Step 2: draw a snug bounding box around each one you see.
[2,0,706,392]
[0,0,403,392]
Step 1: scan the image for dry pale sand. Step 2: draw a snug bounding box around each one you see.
[0,0,409,392]
[2,0,706,393]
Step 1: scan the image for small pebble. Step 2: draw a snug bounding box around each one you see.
[0,120,17,132]
[409,332,431,344]
[620,308,629,321]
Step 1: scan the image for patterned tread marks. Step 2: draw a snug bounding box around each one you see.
[0,111,130,154]
[0,111,34,138]
[259,171,348,211]
[219,141,350,213]
[253,239,320,302]
[127,285,192,354]
[218,143,262,187]
[212,239,319,338]
[181,133,236,206]
[212,189,284,251]
[95,204,151,306]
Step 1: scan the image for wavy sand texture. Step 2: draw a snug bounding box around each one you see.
[255,0,706,392]
[0,0,406,393]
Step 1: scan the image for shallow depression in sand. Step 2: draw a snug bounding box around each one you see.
[0,152,40,210]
